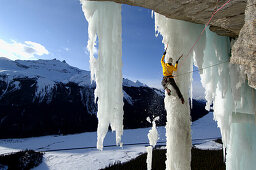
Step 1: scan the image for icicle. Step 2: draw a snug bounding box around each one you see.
[81,1,124,151]
[151,10,154,19]
[253,88,256,124]
[190,52,195,109]
[190,81,193,109]
[146,116,159,170]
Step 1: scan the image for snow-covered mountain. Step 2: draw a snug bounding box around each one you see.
[0,58,207,138]
[0,57,147,103]
[0,58,166,138]
[0,57,91,103]
[0,57,147,88]
[0,57,91,85]
[123,78,147,87]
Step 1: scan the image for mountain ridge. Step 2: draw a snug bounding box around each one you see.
[0,58,207,138]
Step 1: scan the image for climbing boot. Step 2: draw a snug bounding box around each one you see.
[181,97,185,104]
[166,88,171,96]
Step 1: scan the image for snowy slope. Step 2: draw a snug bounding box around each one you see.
[0,112,221,170]
[0,57,92,103]
[123,78,147,87]
[0,57,152,107]
[0,57,91,86]
[0,57,148,101]
[0,57,149,89]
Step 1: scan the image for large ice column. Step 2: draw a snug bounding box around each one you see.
[198,28,256,170]
[81,1,124,150]
[154,13,205,170]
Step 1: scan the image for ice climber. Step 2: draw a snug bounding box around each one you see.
[161,48,185,104]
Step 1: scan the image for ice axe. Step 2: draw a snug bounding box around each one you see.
[176,54,183,63]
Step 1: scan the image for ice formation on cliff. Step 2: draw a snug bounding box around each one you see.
[154,10,256,170]
[154,12,206,170]
[198,28,256,170]
[80,1,123,150]
[81,1,256,169]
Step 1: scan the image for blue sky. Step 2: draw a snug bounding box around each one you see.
[0,0,204,96]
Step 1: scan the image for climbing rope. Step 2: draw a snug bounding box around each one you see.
[167,0,232,78]
[173,59,230,78]
[184,0,232,59]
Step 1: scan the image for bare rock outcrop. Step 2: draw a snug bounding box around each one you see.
[231,0,256,88]
[90,0,246,37]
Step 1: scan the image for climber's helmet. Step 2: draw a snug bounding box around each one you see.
[168,58,173,64]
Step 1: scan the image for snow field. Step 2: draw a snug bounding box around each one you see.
[0,112,221,170]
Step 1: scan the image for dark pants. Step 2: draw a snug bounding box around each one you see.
[162,77,183,99]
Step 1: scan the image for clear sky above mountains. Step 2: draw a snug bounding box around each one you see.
[0,0,204,97]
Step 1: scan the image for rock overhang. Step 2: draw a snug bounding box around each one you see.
[88,0,247,38]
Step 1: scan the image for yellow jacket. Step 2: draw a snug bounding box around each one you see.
[161,54,178,77]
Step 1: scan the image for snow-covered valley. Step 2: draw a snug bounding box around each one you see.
[0,112,221,170]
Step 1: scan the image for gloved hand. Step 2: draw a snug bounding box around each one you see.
[176,60,179,64]
[163,50,166,55]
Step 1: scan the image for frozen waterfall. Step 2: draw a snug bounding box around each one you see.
[154,12,206,170]
[81,1,124,151]
[154,11,256,170]
[80,1,256,169]
[198,28,256,170]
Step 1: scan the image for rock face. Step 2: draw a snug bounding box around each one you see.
[231,0,256,89]
[90,0,246,37]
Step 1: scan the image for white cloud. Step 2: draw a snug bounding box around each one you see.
[0,39,49,60]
